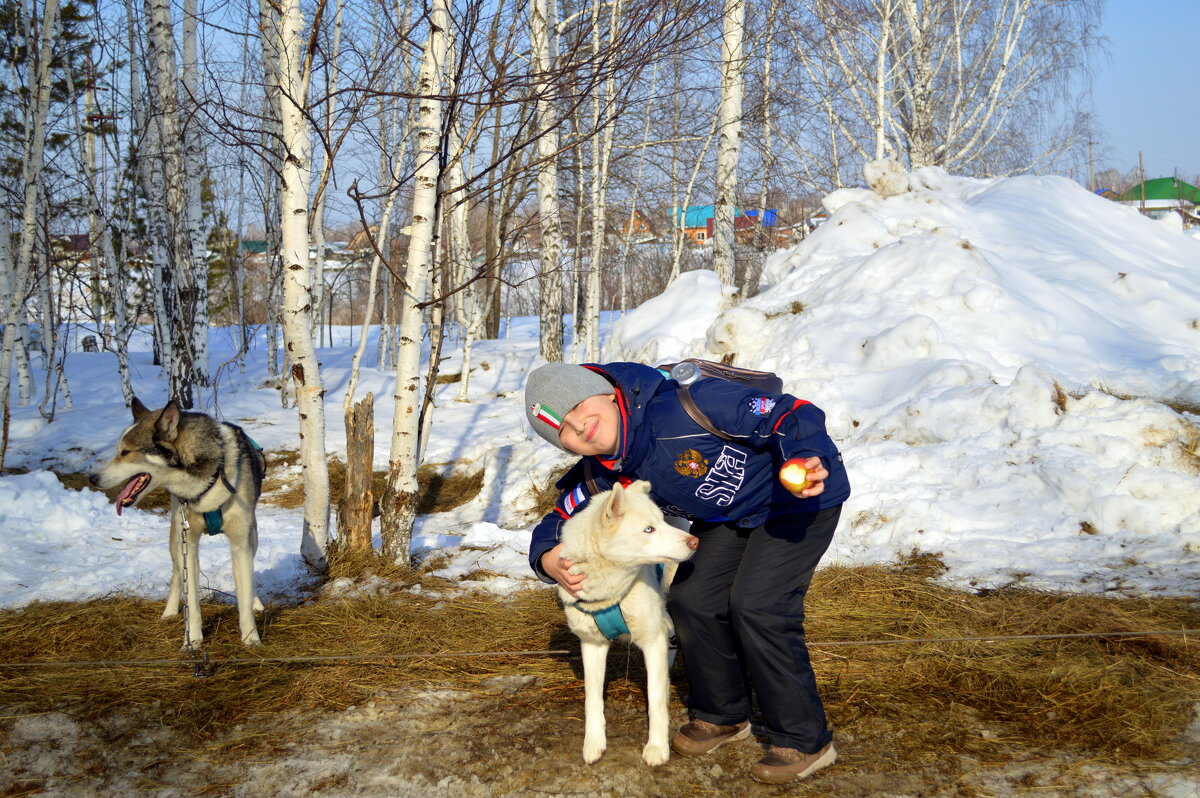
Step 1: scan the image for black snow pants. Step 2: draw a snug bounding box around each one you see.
[666,504,840,754]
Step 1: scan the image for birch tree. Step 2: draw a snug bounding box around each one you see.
[0,0,60,465]
[178,0,208,378]
[267,0,330,569]
[78,58,132,403]
[145,0,207,408]
[785,0,1098,177]
[530,0,563,362]
[581,0,621,361]
[379,0,449,562]
[711,0,744,287]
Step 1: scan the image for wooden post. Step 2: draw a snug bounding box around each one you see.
[1139,151,1146,213]
[338,392,375,550]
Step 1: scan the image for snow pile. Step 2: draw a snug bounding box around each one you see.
[608,167,1200,594]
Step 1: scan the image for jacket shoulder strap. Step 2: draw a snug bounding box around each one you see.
[581,458,605,494]
[676,386,735,442]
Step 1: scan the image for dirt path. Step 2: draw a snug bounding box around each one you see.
[5,677,1198,797]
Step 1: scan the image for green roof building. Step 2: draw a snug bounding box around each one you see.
[1116,177,1200,222]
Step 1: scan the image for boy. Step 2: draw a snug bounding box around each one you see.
[525,361,850,783]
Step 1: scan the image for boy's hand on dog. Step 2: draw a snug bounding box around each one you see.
[542,544,587,597]
[781,456,828,498]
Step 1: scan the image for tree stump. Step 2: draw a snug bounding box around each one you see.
[338,393,375,551]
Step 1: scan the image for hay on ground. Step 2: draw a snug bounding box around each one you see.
[0,563,1196,770]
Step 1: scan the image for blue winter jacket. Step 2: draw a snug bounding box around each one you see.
[528,362,851,582]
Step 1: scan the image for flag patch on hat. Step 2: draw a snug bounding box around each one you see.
[532,403,563,430]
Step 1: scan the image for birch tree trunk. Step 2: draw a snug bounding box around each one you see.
[80,70,132,403]
[146,0,206,408]
[310,0,345,343]
[37,233,70,420]
[530,0,563,363]
[897,0,936,168]
[616,61,657,314]
[127,0,174,382]
[873,0,895,160]
[1,0,60,464]
[712,0,744,287]
[180,0,209,387]
[270,0,330,569]
[344,157,401,412]
[583,0,620,361]
[379,0,449,562]
[445,71,484,402]
[747,0,776,297]
[234,46,251,372]
[259,0,283,383]
[669,112,717,283]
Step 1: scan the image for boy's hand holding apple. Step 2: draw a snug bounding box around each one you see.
[779,456,828,498]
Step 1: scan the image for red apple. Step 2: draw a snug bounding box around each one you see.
[779,459,811,493]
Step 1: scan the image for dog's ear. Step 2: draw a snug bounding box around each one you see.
[602,483,627,530]
[630,480,652,495]
[131,396,150,420]
[156,402,181,442]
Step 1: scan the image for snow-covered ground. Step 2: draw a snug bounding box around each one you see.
[3,166,1199,610]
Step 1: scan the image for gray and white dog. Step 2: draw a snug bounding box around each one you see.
[91,398,266,647]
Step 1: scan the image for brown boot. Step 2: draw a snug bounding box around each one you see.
[670,719,752,756]
[749,742,837,783]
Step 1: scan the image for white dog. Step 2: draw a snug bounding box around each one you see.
[558,480,699,766]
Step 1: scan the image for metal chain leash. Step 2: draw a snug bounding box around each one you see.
[178,505,213,678]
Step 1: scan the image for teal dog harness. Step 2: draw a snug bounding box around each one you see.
[572,601,631,640]
[200,435,264,537]
[572,564,665,641]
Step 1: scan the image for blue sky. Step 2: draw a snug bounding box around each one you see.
[1091,1,1198,179]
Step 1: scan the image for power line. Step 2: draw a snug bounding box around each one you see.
[0,629,1195,672]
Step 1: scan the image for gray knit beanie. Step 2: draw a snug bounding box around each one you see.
[525,363,614,450]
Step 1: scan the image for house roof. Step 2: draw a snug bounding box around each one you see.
[740,209,778,227]
[1117,177,1200,204]
[672,205,715,228]
[672,205,778,228]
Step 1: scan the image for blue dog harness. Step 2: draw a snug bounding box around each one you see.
[200,435,264,537]
[572,564,665,641]
[202,510,225,537]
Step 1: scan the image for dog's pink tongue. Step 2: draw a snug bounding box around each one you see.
[115,477,143,515]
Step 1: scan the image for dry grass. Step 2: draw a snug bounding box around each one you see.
[1,562,1196,768]
[806,565,1200,760]
[264,452,485,513]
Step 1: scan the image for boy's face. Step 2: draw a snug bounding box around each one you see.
[559,393,620,457]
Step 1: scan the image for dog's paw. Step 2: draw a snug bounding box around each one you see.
[241,631,262,646]
[642,741,670,767]
[582,737,607,764]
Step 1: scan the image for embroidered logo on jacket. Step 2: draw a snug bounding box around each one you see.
[674,448,709,478]
[747,396,776,415]
[695,446,747,506]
